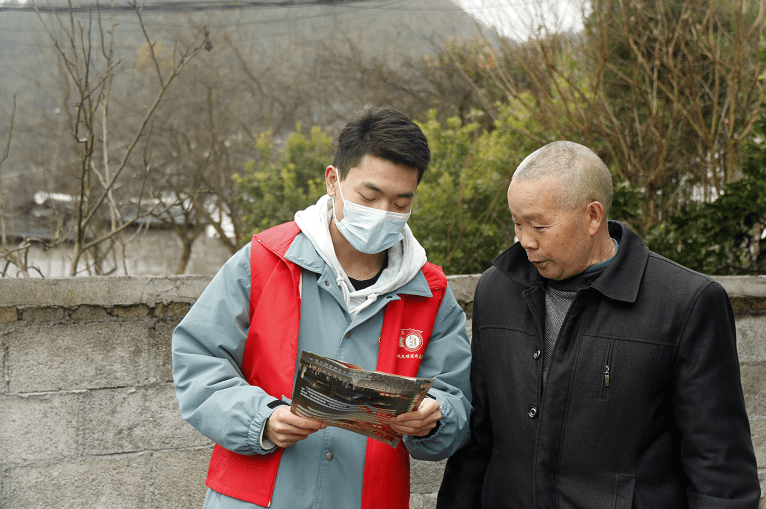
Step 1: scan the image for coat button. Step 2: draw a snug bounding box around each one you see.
[344,332,351,339]
[324,281,329,286]
[533,349,541,359]
[528,406,538,418]
[326,451,334,461]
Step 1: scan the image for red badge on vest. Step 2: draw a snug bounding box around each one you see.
[398,329,425,359]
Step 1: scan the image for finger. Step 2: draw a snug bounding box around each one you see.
[272,433,309,448]
[390,419,438,437]
[396,402,441,424]
[265,407,326,447]
[283,409,328,430]
[275,406,328,431]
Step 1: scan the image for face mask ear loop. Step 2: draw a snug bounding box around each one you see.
[331,167,345,227]
[331,168,353,308]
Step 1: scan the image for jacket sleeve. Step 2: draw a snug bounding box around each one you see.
[672,281,760,508]
[435,275,492,508]
[172,244,281,456]
[403,285,472,461]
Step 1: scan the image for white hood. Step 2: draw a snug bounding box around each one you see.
[294,194,427,317]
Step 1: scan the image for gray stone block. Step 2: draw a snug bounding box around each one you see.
[410,492,438,509]
[6,454,150,509]
[447,275,480,314]
[742,364,766,419]
[80,385,211,455]
[1,343,6,395]
[753,417,766,468]
[112,304,151,318]
[152,448,213,509]
[738,316,766,363]
[154,318,181,383]
[8,321,149,393]
[153,301,193,318]
[20,306,68,323]
[0,276,212,308]
[410,458,447,494]
[0,307,17,323]
[0,393,79,466]
[70,305,110,321]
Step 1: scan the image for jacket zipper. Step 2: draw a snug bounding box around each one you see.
[600,339,614,398]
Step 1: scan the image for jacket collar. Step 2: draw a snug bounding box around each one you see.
[493,220,649,303]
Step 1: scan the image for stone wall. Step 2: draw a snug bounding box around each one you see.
[0,275,763,509]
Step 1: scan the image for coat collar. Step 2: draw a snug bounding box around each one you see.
[492,220,649,304]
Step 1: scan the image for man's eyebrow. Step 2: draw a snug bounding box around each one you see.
[361,181,415,199]
[509,210,545,221]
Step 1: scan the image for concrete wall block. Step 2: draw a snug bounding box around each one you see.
[19,306,68,323]
[8,321,150,393]
[153,302,192,318]
[410,458,447,495]
[6,454,150,509]
[1,343,6,395]
[70,305,111,321]
[410,492,438,509]
[0,307,17,323]
[0,393,79,466]
[112,304,151,318]
[753,417,766,469]
[742,364,766,419]
[446,275,480,315]
[80,385,211,455]
[760,469,765,509]
[738,316,766,363]
[151,448,213,509]
[154,318,181,383]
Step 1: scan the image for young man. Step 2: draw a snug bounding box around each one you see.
[437,141,759,508]
[173,106,471,509]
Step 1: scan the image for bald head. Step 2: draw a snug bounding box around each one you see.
[512,141,613,217]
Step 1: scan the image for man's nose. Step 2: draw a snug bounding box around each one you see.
[518,231,537,250]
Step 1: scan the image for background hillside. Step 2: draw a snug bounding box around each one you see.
[0,0,490,104]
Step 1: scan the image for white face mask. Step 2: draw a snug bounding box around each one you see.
[332,169,411,254]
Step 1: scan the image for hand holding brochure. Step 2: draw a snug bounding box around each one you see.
[290,351,434,447]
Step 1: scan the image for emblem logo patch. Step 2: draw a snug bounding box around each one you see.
[399,329,424,352]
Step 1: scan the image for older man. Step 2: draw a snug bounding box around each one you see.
[437,141,760,508]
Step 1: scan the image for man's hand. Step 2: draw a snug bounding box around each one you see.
[264,406,327,448]
[390,397,441,437]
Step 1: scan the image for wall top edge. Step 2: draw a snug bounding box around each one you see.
[0,274,762,308]
[0,276,213,307]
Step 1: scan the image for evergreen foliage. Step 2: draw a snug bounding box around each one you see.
[644,36,766,274]
[645,112,766,274]
[234,125,332,239]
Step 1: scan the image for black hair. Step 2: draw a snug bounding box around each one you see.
[332,106,430,183]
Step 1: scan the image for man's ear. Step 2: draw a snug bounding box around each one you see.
[325,166,338,197]
[586,201,606,236]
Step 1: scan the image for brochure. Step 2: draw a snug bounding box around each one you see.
[290,350,435,447]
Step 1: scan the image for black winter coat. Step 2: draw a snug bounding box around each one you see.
[437,221,759,509]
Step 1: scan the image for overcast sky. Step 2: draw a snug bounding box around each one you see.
[453,0,585,39]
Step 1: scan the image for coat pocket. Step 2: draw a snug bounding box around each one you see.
[598,338,614,399]
[614,475,635,509]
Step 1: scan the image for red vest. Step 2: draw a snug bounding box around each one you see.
[205,222,448,508]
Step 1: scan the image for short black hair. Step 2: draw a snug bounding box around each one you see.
[332,106,430,183]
